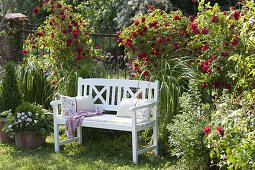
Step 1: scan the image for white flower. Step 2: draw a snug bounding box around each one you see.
[21,112,25,116]
[34,120,37,123]
[17,114,21,119]
[8,125,12,129]
[17,112,21,117]
[28,112,32,116]
[29,118,32,122]
[18,119,22,123]
[21,116,25,120]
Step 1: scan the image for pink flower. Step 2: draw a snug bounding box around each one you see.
[207,67,212,73]
[232,38,238,46]
[33,8,39,14]
[216,126,224,137]
[174,15,180,20]
[117,38,123,43]
[203,125,211,135]
[211,15,218,23]
[130,72,136,78]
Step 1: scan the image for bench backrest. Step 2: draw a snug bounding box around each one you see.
[77,78,159,111]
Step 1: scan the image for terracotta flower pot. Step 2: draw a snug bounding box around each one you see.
[0,119,13,143]
[15,131,45,148]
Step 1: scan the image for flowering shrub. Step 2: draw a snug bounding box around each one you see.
[23,0,99,71]
[205,92,255,169]
[5,102,53,135]
[119,8,190,79]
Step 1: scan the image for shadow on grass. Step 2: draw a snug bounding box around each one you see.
[0,129,173,169]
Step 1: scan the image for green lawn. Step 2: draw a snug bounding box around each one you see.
[0,130,172,170]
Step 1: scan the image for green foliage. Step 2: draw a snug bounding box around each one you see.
[1,62,22,112]
[167,84,211,169]
[5,102,53,136]
[19,61,54,109]
[206,92,255,169]
[154,59,196,154]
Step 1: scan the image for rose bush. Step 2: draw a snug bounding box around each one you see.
[23,0,100,72]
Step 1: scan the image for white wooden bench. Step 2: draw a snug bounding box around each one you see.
[51,78,159,164]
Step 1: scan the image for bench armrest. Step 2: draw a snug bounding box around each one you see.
[50,100,61,119]
[129,101,158,112]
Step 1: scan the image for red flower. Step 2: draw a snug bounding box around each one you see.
[221,51,229,57]
[189,16,195,22]
[138,51,147,59]
[130,72,136,78]
[203,125,211,135]
[143,26,148,32]
[174,15,180,20]
[141,70,149,77]
[207,67,212,73]
[73,29,79,38]
[224,82,232,90]
[75,54,82,62]
[49,21,53,26]
[216,126,224,137]
[21,49,29,54]
[37,32,43,37]
[116,31,121,37]
[57,3,62,8]
[148,5,154,11]
[134,20,139,26]
[133,62,138,68]
[211,55,218,60]
[202,27,209,35]
[233,11,241,20]
[131,32,136,38]
[196,59,200,63]
[200,43,208,51]
[33,8,39,14]
[77,47,83,53]
[173,42,178,49]
[117,38,123,43]
[50,1,54,6]
[62,29,67,34]
[95,44,100,49]
[50,9,54,14]
[165,36,171,42]
[211,15,218,23]
[141,17,145,23]
[38,2,43,8]
[232,38,238,46]
[157,37,163,44]
[60,10,65,15]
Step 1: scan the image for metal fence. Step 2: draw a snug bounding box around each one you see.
[18,30,126,73]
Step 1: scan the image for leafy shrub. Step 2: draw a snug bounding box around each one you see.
[1,62,22,112]
[205,91,255,169]
[167,84,211,169]
[5,102,53,136]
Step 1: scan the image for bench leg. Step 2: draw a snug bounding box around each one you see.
[77,126,82,145]
[153,121,158,156]
[132,130,138,164]
[54,123,60,152]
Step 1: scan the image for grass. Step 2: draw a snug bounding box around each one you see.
[0,130,172,170]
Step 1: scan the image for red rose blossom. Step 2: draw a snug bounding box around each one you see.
[57,3,62,8]
[21,49,29,54]
[33,8,39,14]
[142,70,149,77]
[216,126,224,137]
[202,27,209,34]
[131,32,136,38]
[233,11,241,20]
[77,47,83,53]
[148,5,154,11]
[174,15,180,20]
[134,20,139,26]
[38,2,43,8]
[141,17,145,23]
[211,15,218,23]
[203,125,211,135]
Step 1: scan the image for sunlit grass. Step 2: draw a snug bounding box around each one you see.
[0,131,172,170]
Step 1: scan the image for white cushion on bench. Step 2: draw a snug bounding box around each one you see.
[83,114,148,124]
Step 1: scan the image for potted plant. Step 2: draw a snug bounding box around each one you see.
[5,102,53,148]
